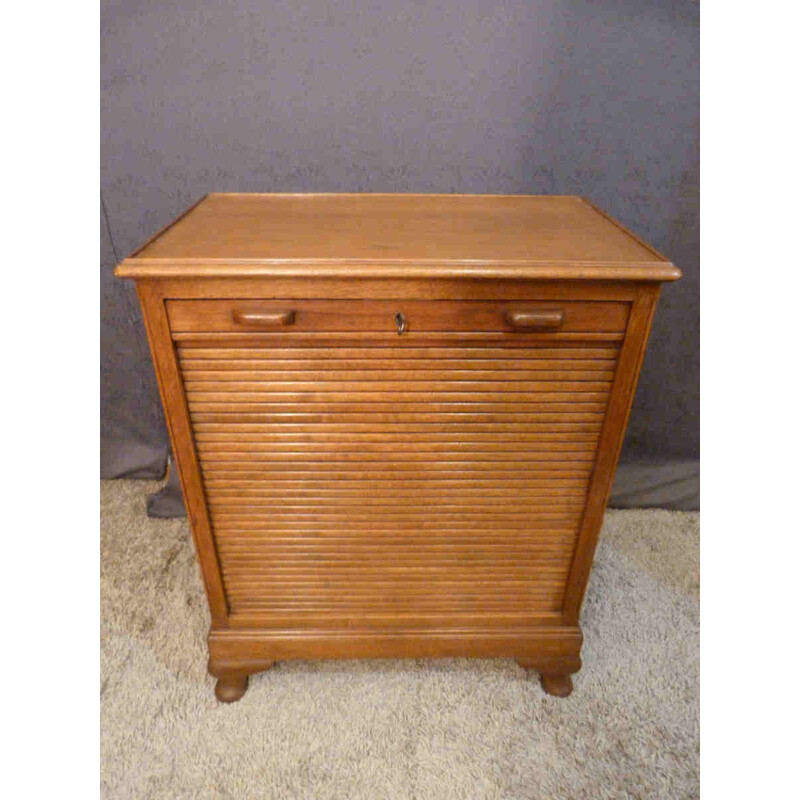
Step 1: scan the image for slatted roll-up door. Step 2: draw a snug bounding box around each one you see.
[176,337,620,624]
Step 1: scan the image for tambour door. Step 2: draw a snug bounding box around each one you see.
[170,299,627,626]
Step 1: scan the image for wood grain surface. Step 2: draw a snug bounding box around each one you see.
[115,194,681,281]
[177,332,620,622]
[117,194,678,700]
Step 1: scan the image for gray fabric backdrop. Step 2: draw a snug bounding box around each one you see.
[101,0,699,510]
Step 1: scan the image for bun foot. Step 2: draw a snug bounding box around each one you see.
[541,673,573,697]
[215,674,249,703]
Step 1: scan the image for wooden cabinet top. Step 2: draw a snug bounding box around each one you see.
[115,193,680,282]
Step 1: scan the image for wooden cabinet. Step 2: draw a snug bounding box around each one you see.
[115,193,680,701]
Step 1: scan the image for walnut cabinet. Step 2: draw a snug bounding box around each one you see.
[115,193,680,701]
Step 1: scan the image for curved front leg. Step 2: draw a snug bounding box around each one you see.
[208,659,275,703]
[214,673,249,703]
[516,653,581,698]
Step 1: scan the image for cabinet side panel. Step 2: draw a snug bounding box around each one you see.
[135,280,230,625]
[561,285,660,622]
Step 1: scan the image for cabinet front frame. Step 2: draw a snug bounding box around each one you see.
[134,276,659,639]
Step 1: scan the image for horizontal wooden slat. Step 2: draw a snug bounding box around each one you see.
[224,580,570,592]
[223,583,567,597]
[182,368,615,383]
[212,520,579,532]
[188,393,610,407]
[195,430,599,443]
[227,606,563,617]
[211,507,580,519]
[215,529,576,540]
[200,465,593,478]
[210,504,583,526]
[228,601,563,614]
[197,440,598,456]
[188,403,609,417]
[202,477,588,489]
[173,331,625,346]
[209,489,586,502]
[218,556,573,570]
[203,477,587,490]
[178,346,621,361]
[214,530,577,541]
[217,548,574,560]
[224,582,568,597]
[224,597,565,611]
[193,421,604,434]
[201,459,591,481]
[198,450,596,463]
[221,583,569,598]
[218,546,573,559]
[202,459,593,476]
[224,582,567,594]
[221,559,572,572]
[218,531,575,543]
[215,528,576,549]
[224,594,565,608]
[209,503,583,516]
[221,566,572,578]
[211,501,581,513]
[180,358,618,374]
[185,378,612,394]
[222,570,570,583]
[206,486,586,498]
[225,593,565,610]
[224,594,566,606]
[208,493,584,506]
[222,560,571,574]
[227,606,563,616]
[226,611,563,628]
[227,608,563,619]
[219,555,573,567]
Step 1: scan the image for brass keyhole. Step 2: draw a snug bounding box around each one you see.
[394,312,406,335]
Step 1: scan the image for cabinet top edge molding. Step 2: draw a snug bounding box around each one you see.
[115,193,680,282]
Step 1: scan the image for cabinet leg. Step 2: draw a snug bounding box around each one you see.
[516,656,579,698]
[540,673,574,697]
[214,674,249,703]
[209,659,275,703]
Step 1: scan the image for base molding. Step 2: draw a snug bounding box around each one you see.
[207,625,583,702]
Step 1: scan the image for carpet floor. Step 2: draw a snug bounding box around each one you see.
[101,480,699,799]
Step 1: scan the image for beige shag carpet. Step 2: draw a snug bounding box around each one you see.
[101,480,699,799]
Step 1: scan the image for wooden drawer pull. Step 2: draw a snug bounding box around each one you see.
[505,309,565,331]
[232,309,296,327]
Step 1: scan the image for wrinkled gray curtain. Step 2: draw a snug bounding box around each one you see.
[101,200,168,479]
[101,0,699,511]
